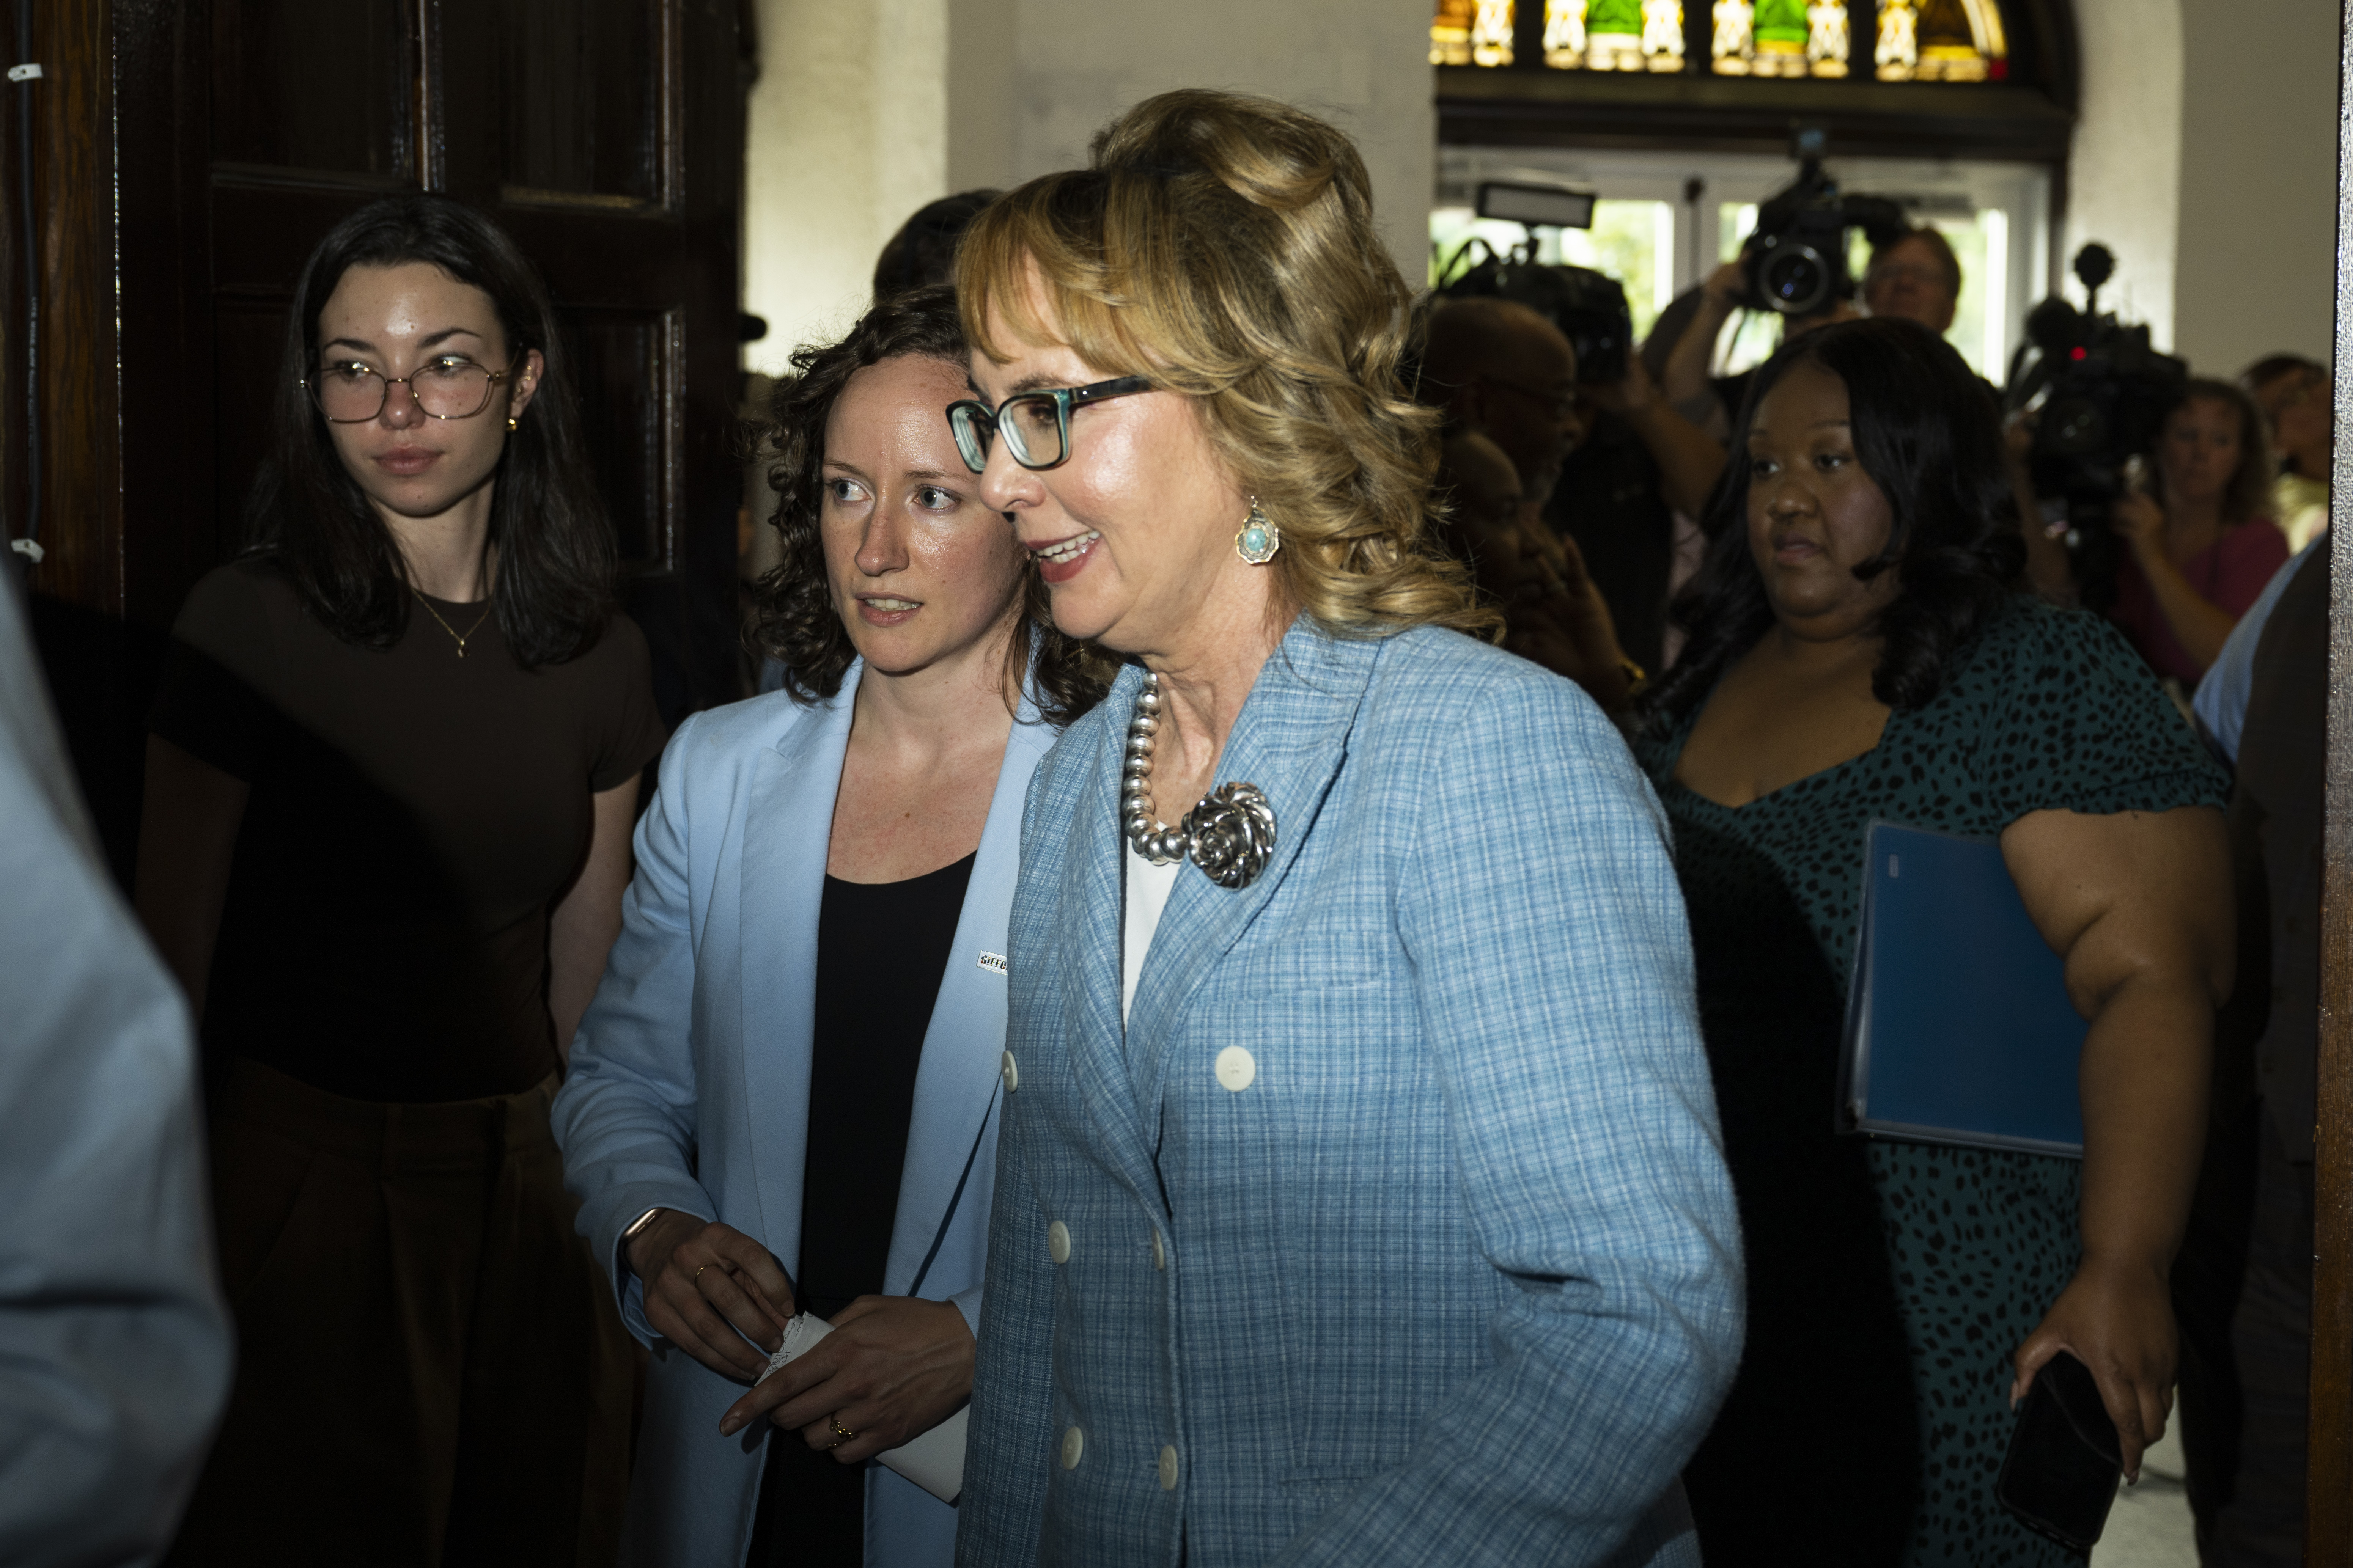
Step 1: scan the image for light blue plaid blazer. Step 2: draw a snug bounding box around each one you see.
[957,621,1744,1568]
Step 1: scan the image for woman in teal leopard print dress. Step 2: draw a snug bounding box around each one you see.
[1634,318,2231,1565]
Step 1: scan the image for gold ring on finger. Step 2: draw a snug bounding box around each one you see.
[830,1414,857,1442]
[694,1264,711,1285]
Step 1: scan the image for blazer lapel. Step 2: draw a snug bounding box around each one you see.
[882,699,1056,1298]
[1123,624,1380,1108]
[1055,664,1166,1203]
[735,667,859,1276]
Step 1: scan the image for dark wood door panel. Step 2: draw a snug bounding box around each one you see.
[484,208,690,303]
[436,0,681,212]
[211,0,416,181]
[23,0,743,880]
[496,0,668,205]
[210,298,291,562]
[109,0,737,611]
[561,304,680,569]
[10,0,744,886]
[210,181,396,294]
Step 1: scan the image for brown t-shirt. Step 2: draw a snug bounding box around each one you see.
[149,555,666,1102]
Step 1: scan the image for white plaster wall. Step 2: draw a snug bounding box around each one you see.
[742,0,950,374]
[2062,0,2185,349]
[747,0,1435,368]
[989,0,1436,286]
[2170,0,2339,376]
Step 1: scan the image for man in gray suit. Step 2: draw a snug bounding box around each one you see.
[0,568,230,1566]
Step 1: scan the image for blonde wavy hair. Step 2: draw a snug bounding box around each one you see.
[955,89,1495,641]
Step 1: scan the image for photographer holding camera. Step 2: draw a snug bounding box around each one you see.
[1659,139,1908,479]
[2103,381,2290,685]
[1667,223,1966,430]
[1660,258,1857,439]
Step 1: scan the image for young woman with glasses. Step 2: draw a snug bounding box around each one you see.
[138,195,664,1565]
[552,286,1113,1567]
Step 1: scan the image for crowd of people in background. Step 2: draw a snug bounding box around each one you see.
[0,83,2334,1568]
[1403,181,2331,1568]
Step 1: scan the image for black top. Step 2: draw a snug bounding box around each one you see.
[796,850,976,1315]
[748,849,975,1568]
[148,556,665,1102]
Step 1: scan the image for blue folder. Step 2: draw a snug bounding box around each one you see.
[1837,821,2088,1159]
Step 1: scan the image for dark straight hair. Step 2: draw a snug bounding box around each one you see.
[1649,316,2026,718]
[245,193,616,667]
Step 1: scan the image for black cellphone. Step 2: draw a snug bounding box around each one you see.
[1996,1350,2123,1550]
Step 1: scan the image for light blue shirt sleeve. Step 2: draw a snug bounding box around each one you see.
[2193,539,2320,764]
[0,576,231,1568]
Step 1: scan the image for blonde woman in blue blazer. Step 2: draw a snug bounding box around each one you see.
[552,291,1113,1568]
[943,94,1744,1567]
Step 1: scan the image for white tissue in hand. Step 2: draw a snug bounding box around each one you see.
[760,1312,830,1379]
[752,1311,968,1504]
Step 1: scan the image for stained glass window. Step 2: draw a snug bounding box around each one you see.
[1431,0,1516,66]
[1711,0,1850,77]
[1431,0,2005,79]
[1541,0,1685,72]
[1873,0,2007,82]
[1433,1,1690,71]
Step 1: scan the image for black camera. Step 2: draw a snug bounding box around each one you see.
[1436,242,1634,387]
[2003,244,2187,605]
[1743,128,1906,317]
[1435,181,1634,387]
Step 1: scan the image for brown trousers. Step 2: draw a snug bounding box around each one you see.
[167,1061,632,1567]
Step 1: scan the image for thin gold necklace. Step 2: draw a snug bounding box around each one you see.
[412,586,495,658]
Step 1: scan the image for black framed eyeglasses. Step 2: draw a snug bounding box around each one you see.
[945,376,1153,474]
[305,355,517,423]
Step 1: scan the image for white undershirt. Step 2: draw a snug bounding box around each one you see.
[1121,839,1182,1027]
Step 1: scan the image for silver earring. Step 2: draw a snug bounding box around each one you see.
[1235,497,1280,565]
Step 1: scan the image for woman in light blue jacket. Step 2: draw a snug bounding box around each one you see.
[552,289,1112,1567]
[947,93,1743,1567]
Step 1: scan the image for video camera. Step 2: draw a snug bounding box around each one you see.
[1742,127,1907,317]
[2002,244,2187,604]
[1433,180,1635,386]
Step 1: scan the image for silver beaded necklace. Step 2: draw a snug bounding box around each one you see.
[1119,671,1278,890]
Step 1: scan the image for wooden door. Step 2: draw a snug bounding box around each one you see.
[16,0,746,871]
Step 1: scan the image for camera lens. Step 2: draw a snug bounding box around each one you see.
[2039,396,2109,457]
[1756,242,1830,316]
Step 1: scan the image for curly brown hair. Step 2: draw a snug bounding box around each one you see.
[746,286,1116,725]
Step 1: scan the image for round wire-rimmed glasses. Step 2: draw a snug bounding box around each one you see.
[946,375,1153,473]
[305,355,517,423]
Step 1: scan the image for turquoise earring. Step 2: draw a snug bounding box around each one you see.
[1235,497,1280,565]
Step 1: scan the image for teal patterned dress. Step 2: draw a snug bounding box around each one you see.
[1633,597,2227,1566]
